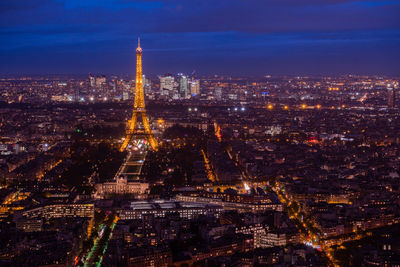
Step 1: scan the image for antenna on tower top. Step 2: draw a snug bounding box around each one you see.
[138,37,140,48]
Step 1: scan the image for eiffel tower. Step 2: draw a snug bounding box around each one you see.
[120,38,158,152]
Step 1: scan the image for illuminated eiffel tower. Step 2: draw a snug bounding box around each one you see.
[120,38,158,151]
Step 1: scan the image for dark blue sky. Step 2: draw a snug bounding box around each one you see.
[1,0,399,76]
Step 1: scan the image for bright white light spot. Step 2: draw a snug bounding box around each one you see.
[243,182,250,192]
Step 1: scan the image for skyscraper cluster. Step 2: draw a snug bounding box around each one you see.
[160,73,200,99]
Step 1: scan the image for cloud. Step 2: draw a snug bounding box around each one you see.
[0,0,399,75]
[1,0,399,31]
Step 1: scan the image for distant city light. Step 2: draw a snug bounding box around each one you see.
[3,8,399,265]
[243,182,251,192]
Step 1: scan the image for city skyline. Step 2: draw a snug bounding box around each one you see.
[1,0,400,76]
[1,1,400,266]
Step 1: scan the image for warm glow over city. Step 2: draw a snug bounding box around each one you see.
[0,0,399,266]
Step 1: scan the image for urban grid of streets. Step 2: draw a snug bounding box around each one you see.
[81,142,147,266]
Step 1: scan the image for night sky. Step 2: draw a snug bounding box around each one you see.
[1,0,399,76]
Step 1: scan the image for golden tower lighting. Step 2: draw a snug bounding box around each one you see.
[120,38,158,151]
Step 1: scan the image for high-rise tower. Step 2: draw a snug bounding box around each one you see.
[160,75,174,96]
[388,84,395,108]
[178,74,188,99]
[120,38,158,151]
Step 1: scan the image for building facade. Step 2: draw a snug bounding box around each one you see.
[160,75,174,96]
[118,200,223,220]
[95,176,149,198]
[21,204,94,219]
